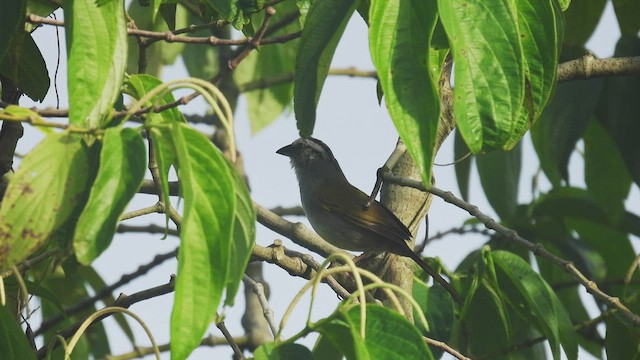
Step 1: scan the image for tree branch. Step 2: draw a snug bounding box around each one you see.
[381,172,640,326]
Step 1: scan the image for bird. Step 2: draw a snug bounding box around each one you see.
[277,137,461,303]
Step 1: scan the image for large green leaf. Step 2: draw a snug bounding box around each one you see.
[493,251,578,360]
[64,0,127,128]
[0,133,88,272]
[439,0,561,152]
[605,315,640,359]
[413,280,454,358]
[224,168,256,306]
[583,118,631,214]
[0,305,37,360]
[612,0,640,35]
[563,0,607,48]
[345,305,434,360]
[0,31,50,102]
[370,0,440,185]
[294,0,358,136]
[596,35,640,188]
[476,143,521,220]
[531,79,603,186]
[170,123,235,360]
[74,127,147,264]
[438,0,523,152]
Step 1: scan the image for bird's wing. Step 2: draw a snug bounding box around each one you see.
[316,182,413,247]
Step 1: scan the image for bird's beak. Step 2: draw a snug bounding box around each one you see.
[276,144,294,157]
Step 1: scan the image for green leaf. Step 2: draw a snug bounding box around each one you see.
[224,169,256,306]
[0,0,26,63]
[0,305,37,360]
[596,35,640,188]
[254,343,314,360]
[370,0,440,186]
[493,250,578,360]
[515,0,564,122]
[438,0,523,152]
[461,284,510,357]
[0,133,89,272]
[345,305,434,360]
[314,316,366,359]
[0,32,50,102]
[74,127,146,264]
[413,280,454,358]
[584,118,631,213]
[532,187,610,226]
[606,315,640,359]
[563,0,606,48]
[294,0,358,136]
[170,123,235,360]
[612,0,640,35]
[64,0,127,128]
[439,0,562,152]
[476,143,521,220]
[453,128,472,201]
[531,79,603,186]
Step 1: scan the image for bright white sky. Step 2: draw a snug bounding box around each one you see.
[16,2,630,359]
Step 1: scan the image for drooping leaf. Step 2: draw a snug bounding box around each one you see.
[345,305,434,360]
[605,314,640,359]
[64,0,127,128]
[583,118,631,214]
[596,35,640,188]
[612,0,640,35]
[438,0,523,152]
[74,127,147,264]
[493,250,578,360]
[413,280,454,358]
[370,0,440,186]
[531,79,603,186]
[254,343,314,360]
[294,0,358,136]
[224,168,256,306]
[439,0,562,152]
[453,129,472,201]
[0,32,50,102]
[0,305,37,360]
[0,133,89,272]
[476,143,521,220]
[170,123,235,360]
[563,0,607,48]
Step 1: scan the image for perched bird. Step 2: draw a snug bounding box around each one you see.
[277,137,461,303]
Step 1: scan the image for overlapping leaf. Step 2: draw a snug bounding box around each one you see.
[294,0,358,136]
[64,0,127,128]
[169,123,235,360]
[73,127,147,264]
[0,133,88,272]
[370,0,440,185]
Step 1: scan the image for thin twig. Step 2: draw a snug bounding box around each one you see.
[424,337,471,360]
[243,275,278,337]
